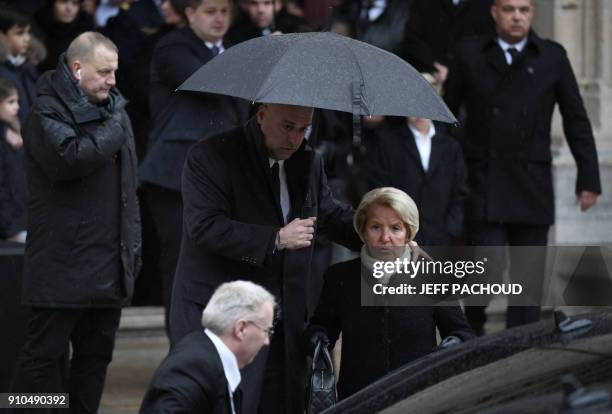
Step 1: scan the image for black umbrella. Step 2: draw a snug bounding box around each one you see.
[178,31,456,123]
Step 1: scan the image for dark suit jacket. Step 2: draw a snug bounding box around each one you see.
[400,0,494,72]
[444,31,601,225]
[336,0,411,55]
[139,331,236,414]
[308,258,475,400]
[225,9,309,46]
[139,26,249,191]
[170,117,359,413]
[369,120,468,245]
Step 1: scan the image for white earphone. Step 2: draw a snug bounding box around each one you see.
[76,69,82,80]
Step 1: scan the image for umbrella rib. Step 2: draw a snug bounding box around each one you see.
[344,42,370,115]
[253,37,301,102]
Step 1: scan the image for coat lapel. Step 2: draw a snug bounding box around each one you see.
[183,27,214,62]
[484,41,508,75]
[244,119,285,224]
[285,143,312,220]
[427,135,444,177]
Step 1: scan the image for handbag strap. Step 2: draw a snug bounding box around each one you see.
[311,340,334,373]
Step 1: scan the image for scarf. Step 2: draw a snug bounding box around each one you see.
[360,244,412,285]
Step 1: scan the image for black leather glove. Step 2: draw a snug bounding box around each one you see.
[437,335,462,350]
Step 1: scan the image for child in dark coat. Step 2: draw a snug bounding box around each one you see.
[0,8,38,124]
[0,77,26,242]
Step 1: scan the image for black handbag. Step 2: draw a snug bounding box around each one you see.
[306,340,337,413]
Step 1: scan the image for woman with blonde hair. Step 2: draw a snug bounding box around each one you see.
[307,187,474,400]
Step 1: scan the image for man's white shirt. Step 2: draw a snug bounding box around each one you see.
[497,37,528,65]
[204,329,241,414]
[409,122,436,172]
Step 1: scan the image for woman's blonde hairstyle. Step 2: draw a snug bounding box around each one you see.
[353,187,419,243]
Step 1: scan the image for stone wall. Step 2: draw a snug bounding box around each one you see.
[532,0,612,244]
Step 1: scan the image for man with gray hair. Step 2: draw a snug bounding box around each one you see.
[10,31,140,412]
[140,281,276,414]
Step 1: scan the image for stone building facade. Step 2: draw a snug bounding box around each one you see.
[533,0,612,244]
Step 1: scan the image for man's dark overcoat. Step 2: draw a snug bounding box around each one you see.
[139,331,237,414]
[307,257,475,400]
[139,26,248,191]
[401,0,494,73]
[21,55,141,307]
[170,117,358,413]
[369,120,468,245]
[443,31,601,225]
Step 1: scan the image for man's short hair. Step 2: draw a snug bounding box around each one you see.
[66,32,118,65]
[354,187,420,242]
[185,0,233,11]
[201,281,275,335]
[0,8,30,33]
[171,0,191,20]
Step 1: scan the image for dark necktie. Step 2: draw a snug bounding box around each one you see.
[270,162,281,206]
[233,387,243,413]
[507,47,519,65]
[210,45,220,57]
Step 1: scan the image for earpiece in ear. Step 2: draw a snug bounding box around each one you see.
[76,69,82,80]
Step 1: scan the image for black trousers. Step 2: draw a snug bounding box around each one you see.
[465,222,549,333]
[10,308,121,414]
[145,185,183,335]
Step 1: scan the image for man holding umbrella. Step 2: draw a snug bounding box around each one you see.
[170,102,359,413]
[171,31,456,413]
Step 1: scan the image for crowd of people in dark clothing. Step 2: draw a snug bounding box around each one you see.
[1,0,602,413]
[0,0,496,242]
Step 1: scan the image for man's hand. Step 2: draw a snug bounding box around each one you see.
[433,62,449,85]
[577,190,598,211]
[5,128,23,150]
[277,217,316,250]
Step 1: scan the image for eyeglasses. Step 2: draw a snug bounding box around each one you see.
[246,320,275,338]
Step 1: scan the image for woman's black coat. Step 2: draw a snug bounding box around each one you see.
[308,257,474,399]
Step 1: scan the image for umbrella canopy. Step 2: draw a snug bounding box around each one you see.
[178,32,456,123]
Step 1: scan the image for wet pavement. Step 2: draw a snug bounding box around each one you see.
[99,308,168,414]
